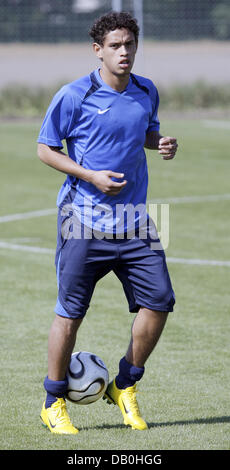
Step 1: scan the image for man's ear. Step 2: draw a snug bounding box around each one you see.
[93,42,103,61]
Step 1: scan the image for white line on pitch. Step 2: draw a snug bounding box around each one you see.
[0,241,54,254]
[0,208,57,223]
[0,241,229,267]
[3,237,42,243]
[148,194,230,204]
[167,257,230,267]
[1,193,230,224]
[202,120,230,130]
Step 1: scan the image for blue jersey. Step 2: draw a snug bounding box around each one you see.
[37,68,160,234]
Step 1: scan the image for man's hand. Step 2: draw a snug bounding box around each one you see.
[37,145,127,196]
[158,137,178,160]
[90,170,127,196]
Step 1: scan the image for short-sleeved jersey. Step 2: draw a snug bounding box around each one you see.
[37,68,160,234]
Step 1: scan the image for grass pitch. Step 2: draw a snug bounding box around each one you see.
[0,118,229,451]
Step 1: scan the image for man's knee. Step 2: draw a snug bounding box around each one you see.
[54,314,83,335]
[138,307,168,320]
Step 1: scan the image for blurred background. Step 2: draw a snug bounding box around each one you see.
[1,0,230,42]
[0,0,230,117]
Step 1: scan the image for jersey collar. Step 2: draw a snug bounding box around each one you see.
[94,68,132,94]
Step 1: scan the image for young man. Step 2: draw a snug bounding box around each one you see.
[37,11,178,434]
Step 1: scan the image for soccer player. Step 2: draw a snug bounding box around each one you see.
[37,11,178,434]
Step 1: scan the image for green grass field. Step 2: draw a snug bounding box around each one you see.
[0,117,229,451]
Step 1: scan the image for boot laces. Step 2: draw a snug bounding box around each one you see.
[123,385,140,415]
[52,399,72,426]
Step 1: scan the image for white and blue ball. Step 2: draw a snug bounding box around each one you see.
[65,351,109,405]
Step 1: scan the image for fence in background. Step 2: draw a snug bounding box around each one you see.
[0,0,229,42]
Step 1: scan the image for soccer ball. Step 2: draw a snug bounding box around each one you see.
[65,351,109,405]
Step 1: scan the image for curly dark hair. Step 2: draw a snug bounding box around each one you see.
[89,11,139,46]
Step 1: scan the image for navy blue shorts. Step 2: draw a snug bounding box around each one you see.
[54,198,175,319]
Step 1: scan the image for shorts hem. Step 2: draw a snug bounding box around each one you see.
[54,309,86,320]
[55,298,87,319]
[129,302,175,314]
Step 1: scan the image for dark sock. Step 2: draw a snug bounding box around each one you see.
[115,356,145,389]
[44,376,68,408]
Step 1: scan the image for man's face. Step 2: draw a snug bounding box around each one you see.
[94,28,137,78]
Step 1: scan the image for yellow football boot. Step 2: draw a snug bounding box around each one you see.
[104,380,148,430]
[40,398,79,434]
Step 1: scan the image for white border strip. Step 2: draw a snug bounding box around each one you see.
[0,241,229,267]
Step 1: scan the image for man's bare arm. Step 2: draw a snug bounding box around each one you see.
[37,143,127,196]
[144,130,162,150]
[144,131,178,160]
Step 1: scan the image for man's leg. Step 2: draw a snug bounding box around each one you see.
[115,308,168,388]
[104,308,168,430]
[47,314,83,381]
[40,315,82,434]
[44,314,83,405]
[125,307,168,368]
[104,232,174,429]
